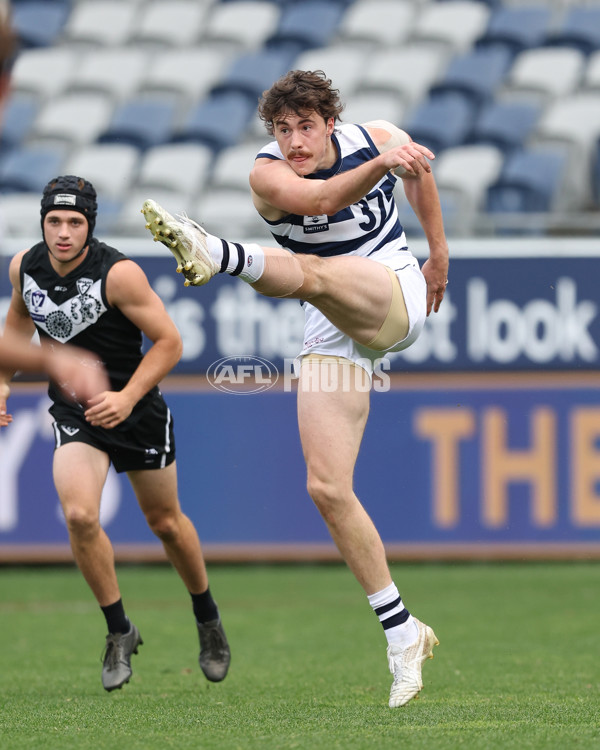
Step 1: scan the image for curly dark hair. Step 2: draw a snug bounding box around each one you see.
[258,70,344,135]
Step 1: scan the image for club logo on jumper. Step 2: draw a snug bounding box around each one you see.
[60,425,80,436]
[206,355,279,395]
[303,214,329,234]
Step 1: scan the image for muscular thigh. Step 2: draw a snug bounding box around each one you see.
[53,442,110,511]
[128,462,180,517]
[297,357,370,484]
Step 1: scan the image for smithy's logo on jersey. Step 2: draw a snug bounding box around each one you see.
[303,215,329,234]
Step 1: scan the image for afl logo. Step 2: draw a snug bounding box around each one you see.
[206,356,279,395]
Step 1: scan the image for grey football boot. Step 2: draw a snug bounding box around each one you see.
[102,621,143,691]
[197,618,231,682]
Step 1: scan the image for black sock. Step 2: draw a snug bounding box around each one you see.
[101,599,130,634]
[191,587,219,624]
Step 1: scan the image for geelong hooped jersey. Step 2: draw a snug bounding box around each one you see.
[256,123,407,258]
[20,239,153,413]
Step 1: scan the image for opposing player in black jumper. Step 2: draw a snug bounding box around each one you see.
[0,176,230,692]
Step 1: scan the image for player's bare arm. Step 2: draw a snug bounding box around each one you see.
[250,141,434,221]
[84,260,182,429]
[0,251,37,425]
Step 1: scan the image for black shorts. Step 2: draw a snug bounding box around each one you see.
[50,392,176,473]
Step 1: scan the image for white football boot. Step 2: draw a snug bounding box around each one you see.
[142,199,218,286]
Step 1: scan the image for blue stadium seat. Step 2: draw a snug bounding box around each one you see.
[486,148,567,213]
[170,92,256,153]
[265,0,348,54]
[476,6,552,54]
[0,94,39,155]
[0,145,65,193]
[211,47,298,102]
[97,96,179,151]
[594,138,600,205]
[403,92,478,154]
[545,6,600,56]
[12,0,71,48]
[468,100,542,154]
[430,45,514,107]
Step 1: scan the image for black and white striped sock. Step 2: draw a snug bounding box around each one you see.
[206,236,265,283]
[368,582,418,647]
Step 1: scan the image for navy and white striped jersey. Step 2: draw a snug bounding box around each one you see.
[256,123,407,258]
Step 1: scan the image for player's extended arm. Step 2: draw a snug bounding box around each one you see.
[250,138,434,220]
[365,120,449,315]
[83,260,182,429]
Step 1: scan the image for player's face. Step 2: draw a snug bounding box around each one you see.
[43,210,89,266]
[273,111,336,176]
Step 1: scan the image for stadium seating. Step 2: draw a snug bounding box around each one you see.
[0,192,47,236]
[4,0,600,239]
[411,1,491,54]
[581,49,600,93]
[62,143,141,201]
[11,0,71,48]
[61,1,138,47]
[115,187,194,237]
[265,0,348,55]
[430,44,514,106]
[340,91,405,129]
[97,96,180,151]
[192,188,267,240]
[503,47,586,102]
[138,47,235,103]
[170,91,257,153]
[0,93,39,154]
[357,44,452,110]
[434,143,504,215]
[32,93,115,146]
[486,147,568,214]
[129,0,210,47]
[335,0,417,49]
[10,47,77,101]
[476,5,552,54]
[209,141,265,191]
[293,46,368,98]
[66,49,150,102]
[545,6,600,56]
[468,99,541,154]
[137,143,214,196]
[594,138,600,204]
[203,1,281,51]
[0,145,66,193]
[211,47,298,102]
[403,91,478,153]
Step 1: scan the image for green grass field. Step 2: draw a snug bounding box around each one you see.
[1,562,598,750]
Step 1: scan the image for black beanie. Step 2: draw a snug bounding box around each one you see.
[40,175,98,244]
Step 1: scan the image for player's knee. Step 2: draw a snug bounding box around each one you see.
[146,511,179,542]
[307,474,346,521]
[62,504,99,539]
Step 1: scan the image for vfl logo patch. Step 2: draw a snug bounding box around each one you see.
[30,290,46,322]
[61,425,80,436]
[303,215,329,234]
[77,278,93,296]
